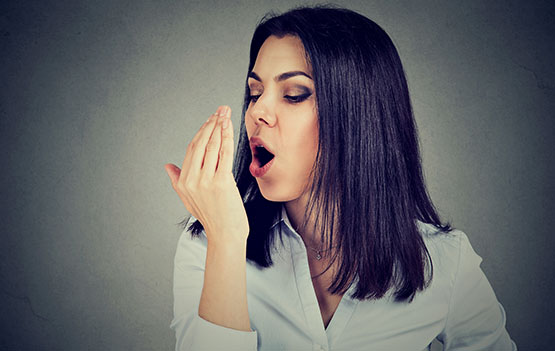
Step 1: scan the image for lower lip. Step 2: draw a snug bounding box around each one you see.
[249,157,275,178]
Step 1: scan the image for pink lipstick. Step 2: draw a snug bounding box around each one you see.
[249,157,275,177]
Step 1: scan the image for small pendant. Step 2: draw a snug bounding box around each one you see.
[316,252,322,260]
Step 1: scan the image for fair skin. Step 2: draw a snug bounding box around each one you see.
[164,34,342,331]
[165,105,252,331]
[245,35,318,231]
[246,35,342,327]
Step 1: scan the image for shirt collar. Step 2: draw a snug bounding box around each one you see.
[270,203,297,235]
[269,206,282,229]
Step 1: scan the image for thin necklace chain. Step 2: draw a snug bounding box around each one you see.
[305,243,338,260]
[292,224,337,260]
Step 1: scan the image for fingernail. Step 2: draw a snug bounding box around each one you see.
[219,106,227,117]
[222,118,229,129]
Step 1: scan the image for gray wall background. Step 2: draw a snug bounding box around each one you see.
[1,0,553,350]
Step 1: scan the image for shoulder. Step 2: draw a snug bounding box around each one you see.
[416,221,483,281]
[417,222,518,349]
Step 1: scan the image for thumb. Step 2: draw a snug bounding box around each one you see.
[164,163,181,186]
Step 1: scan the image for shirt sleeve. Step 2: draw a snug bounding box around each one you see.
[437,231,517,350]
[169,215,258,351]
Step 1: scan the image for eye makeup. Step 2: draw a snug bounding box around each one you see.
[248,91,312,104]
[247,85,313,104]
[284,91,312,103]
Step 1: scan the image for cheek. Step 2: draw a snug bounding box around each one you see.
[303,114,319,152]
[289,119,319,169]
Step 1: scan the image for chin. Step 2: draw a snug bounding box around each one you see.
[256,180,298,203]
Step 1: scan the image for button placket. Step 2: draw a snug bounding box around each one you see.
[289,233,330,349]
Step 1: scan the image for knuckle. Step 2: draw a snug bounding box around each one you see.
[214,172,232,184]
[212,178,226,190]
[198,178,211,189]
[182,179,195,192]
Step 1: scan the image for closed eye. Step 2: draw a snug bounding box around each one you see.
[248,94,261,103]
[285,93,312,104]
[248,92,312,104]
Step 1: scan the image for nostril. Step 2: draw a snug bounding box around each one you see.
[250,108,274,126]
[257,116,274,127]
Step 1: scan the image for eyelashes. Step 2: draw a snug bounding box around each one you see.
[247,94,260,103]
[285,93,312,103]
[248,92,312,104]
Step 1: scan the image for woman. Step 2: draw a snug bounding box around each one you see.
[164,5,517,350]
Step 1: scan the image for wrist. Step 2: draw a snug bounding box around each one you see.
[206,234,248,254]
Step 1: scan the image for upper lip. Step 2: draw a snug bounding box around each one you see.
[249,136,274,156]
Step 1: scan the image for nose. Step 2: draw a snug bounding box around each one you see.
[249,99,276,127]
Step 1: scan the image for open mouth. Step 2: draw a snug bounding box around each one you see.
[254,145,275,167]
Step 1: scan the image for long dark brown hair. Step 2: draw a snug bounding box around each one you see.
[183,4,452,302]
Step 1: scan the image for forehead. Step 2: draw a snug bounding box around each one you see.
[252,35,311,75]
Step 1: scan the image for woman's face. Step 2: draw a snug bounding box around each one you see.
[245,35,318,202]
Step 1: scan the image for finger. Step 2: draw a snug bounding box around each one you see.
[181,108,224,180]
[201,107,227,175]
[192,110,221,145]
[216,107,234,175]
[164,163,181,187]
[181,112,218,180]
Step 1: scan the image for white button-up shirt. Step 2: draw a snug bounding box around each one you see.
[171,205,517,350]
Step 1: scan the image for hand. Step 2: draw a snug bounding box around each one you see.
[165,105,249,244]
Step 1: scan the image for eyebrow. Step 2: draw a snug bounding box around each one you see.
[248,70,313,83]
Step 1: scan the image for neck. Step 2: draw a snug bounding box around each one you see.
[285,195,337,250]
